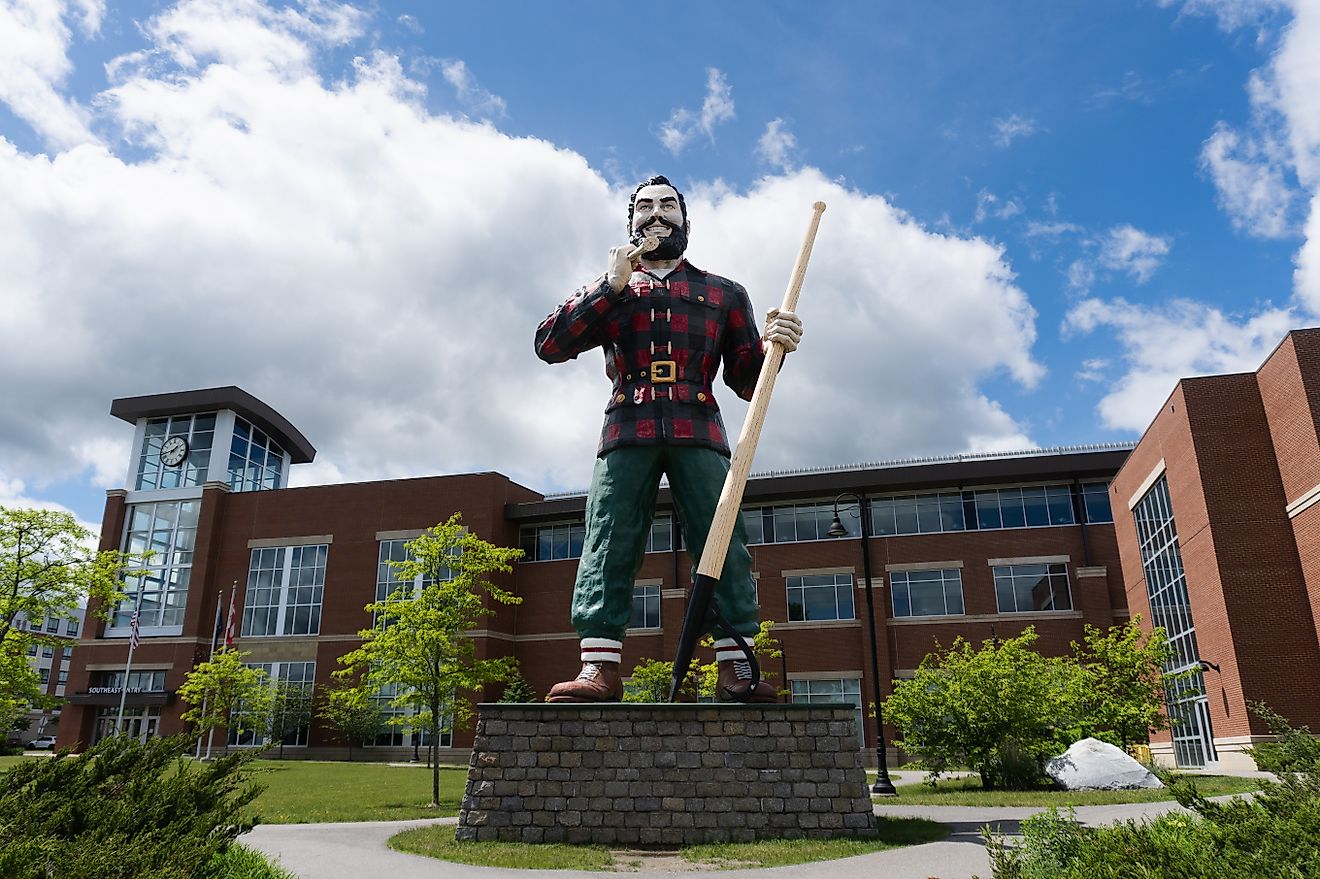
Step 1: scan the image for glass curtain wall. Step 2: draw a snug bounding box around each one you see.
[1133,475,1216,768]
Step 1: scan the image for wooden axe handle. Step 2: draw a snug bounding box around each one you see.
[696,201,826,581]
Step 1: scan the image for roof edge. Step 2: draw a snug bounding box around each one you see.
[110,386,316,464]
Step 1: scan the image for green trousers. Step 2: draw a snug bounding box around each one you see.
[571,445,760,641]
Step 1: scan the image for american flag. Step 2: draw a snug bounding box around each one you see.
[224,586,238,648]
[129,608,141,651]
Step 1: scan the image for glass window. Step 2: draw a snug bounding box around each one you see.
[890,568,965,617]
[91,669,167,692]
[742,506,765,545]
[791,678,864,745]
[116,500,201,629]
[631,584,661,629]
[645,515,673,553]
[230,661,316,748]
[1083,482,1114,523]
[39,668,51,685]
[45,618,60,633]
[786,573,855,622]
[369,682,453,749]
[1134,476,1215,767]
[66,619,79,637]
[41,646,54,658]
[993,563,1072,613]
[227,416,285,492]
[63,646,73,659]
[871,493,963,536]
[1047,485,1076,525]
[135,413,216,490]
[241,544,329,637]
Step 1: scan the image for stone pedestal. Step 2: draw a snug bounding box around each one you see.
[457,703,876,846]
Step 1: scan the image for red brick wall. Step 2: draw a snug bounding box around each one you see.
[1114,365,1320,748]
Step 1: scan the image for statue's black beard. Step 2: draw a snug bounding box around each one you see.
[631,217,688,261]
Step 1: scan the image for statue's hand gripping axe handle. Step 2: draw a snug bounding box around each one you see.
[668,201,827,702]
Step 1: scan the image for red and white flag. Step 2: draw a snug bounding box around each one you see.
[224,585,238,648]
[129,609,141,651]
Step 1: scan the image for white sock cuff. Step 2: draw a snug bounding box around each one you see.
[713,637,739,649]
[581,638,623,664]
[716,649,746,663]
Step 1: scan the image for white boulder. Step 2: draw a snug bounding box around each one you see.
[1046,738,1164,790]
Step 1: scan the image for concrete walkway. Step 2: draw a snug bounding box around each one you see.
[244,793,1212,879]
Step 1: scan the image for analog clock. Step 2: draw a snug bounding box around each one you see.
[159,436,189,467]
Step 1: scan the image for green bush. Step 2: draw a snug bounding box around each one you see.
[0,734,265,879]
[201,845,296,879]
[984,712,1320,879]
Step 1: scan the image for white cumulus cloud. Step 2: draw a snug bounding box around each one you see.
[1098,225,1172,283]
[658,68,735,155]
[0,0,100,149]
[756,118,798,171]
[440,58,506,119]
[1200,121,1295,238]
[1064,297,1295,431]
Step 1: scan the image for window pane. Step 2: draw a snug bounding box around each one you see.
[742,507,764,545]
[975,492,1002,529]
[773,507,797,543]
[892,497,919,535]
[999,489,1027,528]
[1022,487,1050,527]
[1048,485,1076,525]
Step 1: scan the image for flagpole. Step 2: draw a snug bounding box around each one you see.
[115,586,147,735]
[195,589,225,759]
[206,582,238,759]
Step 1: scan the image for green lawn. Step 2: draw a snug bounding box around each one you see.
[877,774,1261,806]
[243,760,469,824]
[389,817,946,869]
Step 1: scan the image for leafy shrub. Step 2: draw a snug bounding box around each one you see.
[1248,702,1320,775]
[201,845,296,879]
[0,734,264,879]
[984,712,1320,879]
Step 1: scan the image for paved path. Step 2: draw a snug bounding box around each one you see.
[244,796,1210,879]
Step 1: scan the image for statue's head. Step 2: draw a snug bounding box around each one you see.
[627,175,689,261]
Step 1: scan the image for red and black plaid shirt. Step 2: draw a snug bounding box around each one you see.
[535,260,766,457]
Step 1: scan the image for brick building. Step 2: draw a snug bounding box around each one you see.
[8,607,84,747]
[58,386,1129,765]
[1111,328,1320,770]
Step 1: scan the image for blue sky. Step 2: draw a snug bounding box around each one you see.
[2,0,1317,529]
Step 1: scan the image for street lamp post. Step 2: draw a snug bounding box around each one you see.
[828,492,897,796]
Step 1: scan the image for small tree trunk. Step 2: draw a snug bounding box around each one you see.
[431,708,441,807]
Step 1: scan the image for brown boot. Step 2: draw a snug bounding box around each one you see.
[546,661,623,703]
[717,659,777,703]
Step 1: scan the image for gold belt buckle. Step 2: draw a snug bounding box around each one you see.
[651,360,677,383]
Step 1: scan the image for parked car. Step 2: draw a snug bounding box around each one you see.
[26,735,58,751]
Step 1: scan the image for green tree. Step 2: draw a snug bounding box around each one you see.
[318,679,382,762]
[1069,617,1175,750]
[265,679,316,759]
[0,507,141,729]
[882,628,1078,790]
[335,514,522,806]
[497,669,536,703]
[178,648,271,746]
[623,658,694,702]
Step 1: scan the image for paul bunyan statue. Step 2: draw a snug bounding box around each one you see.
[534,175,803,704]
